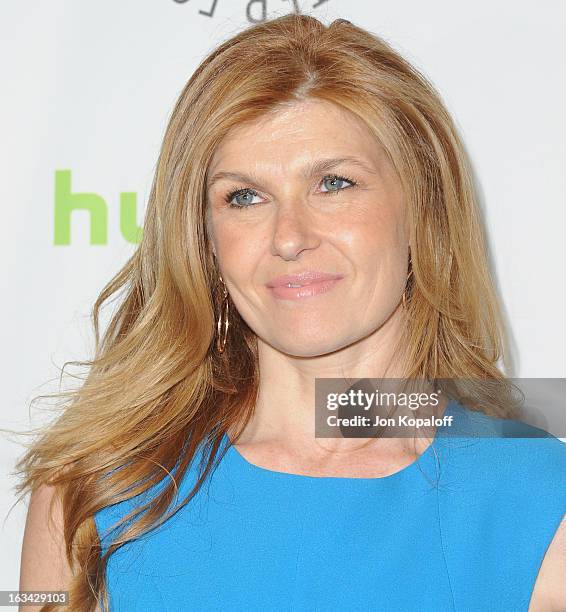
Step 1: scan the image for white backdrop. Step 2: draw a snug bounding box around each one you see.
[1,0,565,591]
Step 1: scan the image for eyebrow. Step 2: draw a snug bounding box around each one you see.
[206,156,377,190]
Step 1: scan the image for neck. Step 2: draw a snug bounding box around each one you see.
[231,305,432,455]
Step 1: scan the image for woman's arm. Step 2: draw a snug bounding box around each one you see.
[19,484,74,611]
[530,514,566,611]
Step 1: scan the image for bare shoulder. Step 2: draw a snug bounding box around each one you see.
[529,514,566,611]
[19,483,74,606]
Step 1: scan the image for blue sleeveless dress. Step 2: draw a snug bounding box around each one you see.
[94,398,566,611]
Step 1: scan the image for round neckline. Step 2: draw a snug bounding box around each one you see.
[222,398,461,483]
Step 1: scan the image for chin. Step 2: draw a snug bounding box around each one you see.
[267,331,351,358]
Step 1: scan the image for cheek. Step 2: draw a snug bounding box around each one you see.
[210,220,264,281]
[340,214,407,329]
[340,206,408,276]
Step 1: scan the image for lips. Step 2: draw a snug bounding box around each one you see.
[266,271,344,288]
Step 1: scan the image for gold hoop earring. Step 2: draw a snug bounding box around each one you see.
[216,276,229,353]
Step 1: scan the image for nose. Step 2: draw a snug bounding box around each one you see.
[270,199,320,261]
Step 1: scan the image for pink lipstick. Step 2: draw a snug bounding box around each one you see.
[266,271,344,300]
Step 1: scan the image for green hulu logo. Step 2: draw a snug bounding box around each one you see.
[53,170,143,245]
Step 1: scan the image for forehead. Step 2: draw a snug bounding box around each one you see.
[208,99,387,173]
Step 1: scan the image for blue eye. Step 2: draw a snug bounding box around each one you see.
[320,174,357,194]
[223,188,262,208]
[223,174,358,210]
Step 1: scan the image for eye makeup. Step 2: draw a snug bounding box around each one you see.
[222,173,358,210]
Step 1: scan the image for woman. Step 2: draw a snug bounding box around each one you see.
[16,14,565,611]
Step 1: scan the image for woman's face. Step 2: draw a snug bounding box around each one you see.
[206,98,409,357]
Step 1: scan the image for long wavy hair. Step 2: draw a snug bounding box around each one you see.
[8,13,520,611]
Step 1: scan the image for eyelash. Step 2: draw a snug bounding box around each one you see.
[222,174,358,209]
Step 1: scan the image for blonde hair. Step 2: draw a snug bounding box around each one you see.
[8,13,519,611]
